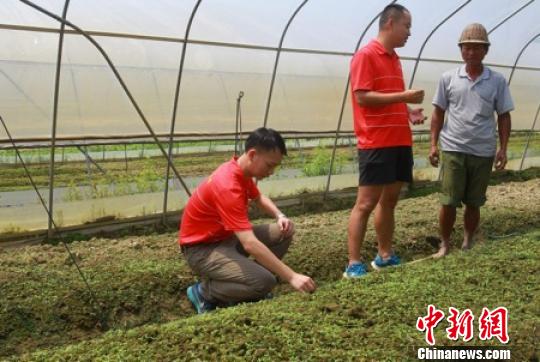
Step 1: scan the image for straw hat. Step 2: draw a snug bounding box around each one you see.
[458,23,490,45]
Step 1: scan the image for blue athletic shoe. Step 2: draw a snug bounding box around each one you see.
[343,262,368,278]
[187,283,215,314]
[371,254,401,270]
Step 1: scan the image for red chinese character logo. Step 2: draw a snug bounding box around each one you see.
[446,307,474,342]
[417,304,445,345]
[478,307,509,343]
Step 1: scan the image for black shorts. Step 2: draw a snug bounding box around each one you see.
[358,146,413,185]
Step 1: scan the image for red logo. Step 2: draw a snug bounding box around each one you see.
[446,307,474,342]
[416,305,445,345]
[416,306,509,345]
[478,307,509,344]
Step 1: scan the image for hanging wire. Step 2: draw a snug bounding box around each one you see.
[0,114,108,329]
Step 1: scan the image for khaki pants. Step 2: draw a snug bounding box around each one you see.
[182,223,291,304]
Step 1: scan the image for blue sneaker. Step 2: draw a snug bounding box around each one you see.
[343,262,368,278]
[371,254,401,270]
[187,283,215,314]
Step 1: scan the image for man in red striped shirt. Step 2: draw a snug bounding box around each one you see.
[344,4,425,278]
[180,128,316,313]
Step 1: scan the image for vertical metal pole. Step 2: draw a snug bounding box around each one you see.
[162,0,202,219]
[235,91,244,155]
[239,94,243,154]
[263,0,309,127]
[234,94,240,156]
[47,0,71,238]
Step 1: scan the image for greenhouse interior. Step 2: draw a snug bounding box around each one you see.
[0,0,538,360]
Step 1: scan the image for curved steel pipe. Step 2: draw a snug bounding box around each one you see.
[263,0,309,127]
[508,32,540,84]
[162,0,202,216]
[507,31,540,171]
[484,0,536,172]
[488,0,534,35]
[408,0,472,89]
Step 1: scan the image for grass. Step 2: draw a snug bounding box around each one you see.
[11,230,540,361]
[0,175,538,359]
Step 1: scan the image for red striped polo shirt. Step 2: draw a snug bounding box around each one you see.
[350,39,411,149]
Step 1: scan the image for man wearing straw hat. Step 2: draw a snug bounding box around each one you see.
[429,23,514,257]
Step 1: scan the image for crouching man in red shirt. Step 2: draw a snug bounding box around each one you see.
[180,127,317,313]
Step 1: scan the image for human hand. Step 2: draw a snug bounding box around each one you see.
[289,273,317,293]
[404,89,425,104]
[495,149,507,170]
[429,146,440,167]
[408,108,426,125]
[277,215,295,239]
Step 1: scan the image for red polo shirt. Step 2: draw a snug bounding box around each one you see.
[179,157,260,246]
[350,39,411,149]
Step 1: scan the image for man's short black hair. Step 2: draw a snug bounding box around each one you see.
[245,127,287,156]
[379,3,409,30]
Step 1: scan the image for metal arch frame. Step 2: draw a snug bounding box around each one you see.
[262,0,309,128]
[162,0,202,217]
[17,0,192,201]
[509,31,540,169]
[323,0,398,197]
[485,0,536,172]
[408,0,472,89]
[487,0,535,35]
[508,32,540,84]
